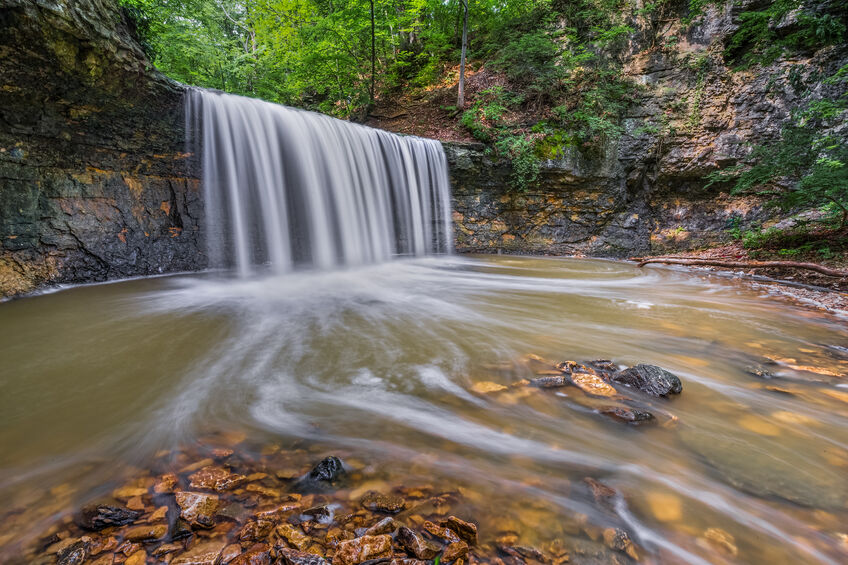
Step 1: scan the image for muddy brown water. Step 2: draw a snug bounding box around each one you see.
[1,256,846,564]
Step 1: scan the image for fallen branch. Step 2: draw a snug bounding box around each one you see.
[636,258,848,278]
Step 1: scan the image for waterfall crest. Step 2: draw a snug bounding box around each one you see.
[186,89,452,276]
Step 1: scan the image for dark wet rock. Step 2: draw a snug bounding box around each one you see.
[746,366,777,379]
[442,541,469,563]
[334,534,392,565]
[175,491,219,528]
[56,541,88,565]
[397,527,442,560]
[680,427,848,509]
[598,406,655,425]
[584,360,619,377]
[360,491,406,514]
[364,517,398,536]
[612,365,682,397]
[294,456,346,492]
[302,505,333,521]
[422,521,461,543]
[75,504,141,530]
[528,376,569,388]
[440,517,478,546]
[277,548,330,565]
[389,560,429,565]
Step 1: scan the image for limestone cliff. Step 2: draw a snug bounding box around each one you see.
[1,0,845,298]
[0,0,202,298]
[448,0,847,256]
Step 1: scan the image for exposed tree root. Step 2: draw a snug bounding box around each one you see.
[635,258,848,278]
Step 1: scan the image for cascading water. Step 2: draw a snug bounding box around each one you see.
[185,88,453,276]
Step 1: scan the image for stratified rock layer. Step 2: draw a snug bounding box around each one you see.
[0,0,203,298]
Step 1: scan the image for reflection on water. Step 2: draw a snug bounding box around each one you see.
[0,256,846,563]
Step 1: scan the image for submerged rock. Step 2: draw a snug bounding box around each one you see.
[598,406,655,425]
[360,491,406,514]
[75,504,141,530]
[612,365,682,397]
[528,376,570,388]
[680,427,848,509]
[364,517,398,536]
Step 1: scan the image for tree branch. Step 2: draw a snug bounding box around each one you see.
[635,258,848,278]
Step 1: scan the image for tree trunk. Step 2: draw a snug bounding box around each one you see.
[636,258,848,277]
[370,0,376,104]
[457,0,468,109]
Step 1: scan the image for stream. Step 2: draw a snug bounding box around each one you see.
[1,255,846,564]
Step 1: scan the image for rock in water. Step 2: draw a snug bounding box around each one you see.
[360,491,406,513]
[598,406,655,425]
[294,456,346,492]
[680,427,848,509]
[277,548,330,565]
[334,535,392,565]
[397,527,442,560]
[75,504,141,530]
[612,364,682,397]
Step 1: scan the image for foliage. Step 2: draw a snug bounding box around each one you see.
[723,0,846,68]
[707,65,848,227]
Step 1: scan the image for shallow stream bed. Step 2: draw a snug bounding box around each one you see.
[1,256,846,564]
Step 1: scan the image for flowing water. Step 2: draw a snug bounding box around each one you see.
[186,88,452,275]
[1,93,847,563]
[1,258,847,563]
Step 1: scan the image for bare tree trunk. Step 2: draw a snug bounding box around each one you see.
[636,258,848,277]
[370,0,376,104]
[457,0,468,109]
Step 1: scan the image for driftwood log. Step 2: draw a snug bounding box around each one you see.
[635,258,848,278]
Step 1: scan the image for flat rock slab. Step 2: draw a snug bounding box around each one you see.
[680,427,848,509]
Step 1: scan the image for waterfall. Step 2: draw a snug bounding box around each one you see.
[186,89,453,276]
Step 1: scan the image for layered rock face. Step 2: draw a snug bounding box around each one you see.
[449,1,847,256]
[0,0,202,298]
[1,0,845,297]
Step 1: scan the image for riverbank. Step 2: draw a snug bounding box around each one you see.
[629,242,848,317]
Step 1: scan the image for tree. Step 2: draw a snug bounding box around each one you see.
[457,0,468,108]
